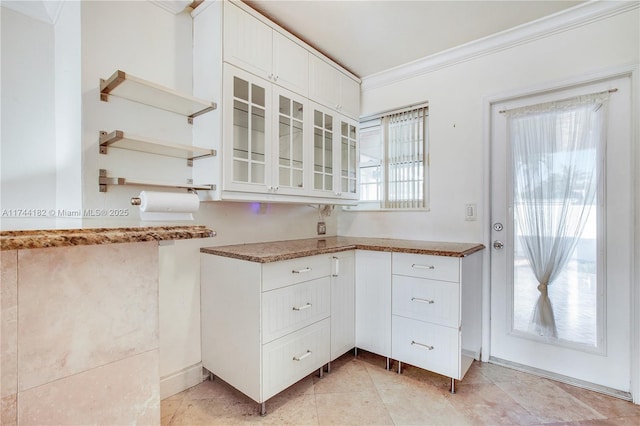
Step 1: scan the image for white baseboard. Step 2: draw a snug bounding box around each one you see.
[160,363,206,400]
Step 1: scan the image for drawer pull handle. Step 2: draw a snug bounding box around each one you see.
[293,350,312,361]
[292,303,312,311]
[411,341,434,351]
[412,264,435,270]
[411,297,435,304]
[292,267,312,274]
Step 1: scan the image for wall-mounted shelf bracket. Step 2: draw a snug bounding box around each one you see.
[99,70,217,124]
[99,130,216,166]
[99,169,215,193]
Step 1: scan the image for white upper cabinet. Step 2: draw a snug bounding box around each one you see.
[224,2,309,96]
[193,0,360,204]
[309,55,360,119]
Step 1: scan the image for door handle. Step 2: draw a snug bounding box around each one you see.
[493,240,504,249]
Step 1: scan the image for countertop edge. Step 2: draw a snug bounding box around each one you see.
[1,226,216,251]
[200,238,486,263]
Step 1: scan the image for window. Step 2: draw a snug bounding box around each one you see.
[350,105,429,210]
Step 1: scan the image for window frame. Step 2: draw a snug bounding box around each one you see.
[345,103,430,212]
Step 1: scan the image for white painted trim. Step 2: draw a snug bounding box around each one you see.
[483,63,639,404]
[361,1,639,91]
[631,64,640,405]
[149,1,193,15]
[160,362,205,399]
[1,0,65,24]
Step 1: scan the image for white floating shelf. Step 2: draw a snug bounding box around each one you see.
[99,130,216,166]
[100,70,217,123]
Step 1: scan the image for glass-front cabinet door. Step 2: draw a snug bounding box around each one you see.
[223,64,272,193]
[339,118,358,199]
[311,103,335,196]
[273,87,307,195]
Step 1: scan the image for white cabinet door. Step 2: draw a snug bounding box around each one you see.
[392,275,460,328]
[309,55,341,112]
[262,318,330,401]
[309,54,360,119]
[339,73,360,119]
[309,102,337,197]
[355,250,391,357]
[223,2,273,79]
[223,64,273,194]
[392,315,460,379]
[330,251,355,360]
[273,32,308,96]
[271,85,309,196]
[336,117,358,200]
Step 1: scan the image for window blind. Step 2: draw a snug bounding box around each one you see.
[383,107,427,209]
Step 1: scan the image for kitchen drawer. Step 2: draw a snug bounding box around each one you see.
[392,315,460,379]
[262,254,331,292]
[392,275,459,328]
[262,277,330,343]
[392,253,459,283]
[262,318,330,401]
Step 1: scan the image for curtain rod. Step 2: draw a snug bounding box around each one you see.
[498,88,617,114]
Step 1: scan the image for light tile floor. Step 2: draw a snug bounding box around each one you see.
[161,351,640,425]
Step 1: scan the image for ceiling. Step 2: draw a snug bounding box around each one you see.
[2,0,584,79]
[243,0,584,78]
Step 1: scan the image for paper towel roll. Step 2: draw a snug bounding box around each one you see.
[138,191,199,221]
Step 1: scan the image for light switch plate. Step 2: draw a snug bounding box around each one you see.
[465,203,477,221]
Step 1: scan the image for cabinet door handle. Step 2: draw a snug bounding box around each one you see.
[411,297,435,304]
[411,264,435,270]
[292,267,312,274]
[268,73,274,80]
[293,350,312,361]
[411,341,434,351]
[332,256,340,277]
[292,302,312,311]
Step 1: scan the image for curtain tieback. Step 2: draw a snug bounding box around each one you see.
[537,282,549,296]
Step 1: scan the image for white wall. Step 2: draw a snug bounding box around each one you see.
[1,7,57,215]
[338,6,639,245]
[55,1,82,214]
[338,4,639,402]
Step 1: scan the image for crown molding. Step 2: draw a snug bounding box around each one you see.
[1,0,64,24]
[149,0,193,14]
[361,1,640,92]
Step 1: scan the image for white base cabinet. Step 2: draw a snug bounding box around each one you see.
[201,251,355,412]
[201,247,482,411]
[391,252,483,386]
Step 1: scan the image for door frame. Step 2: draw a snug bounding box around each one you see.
[481,64,639,403]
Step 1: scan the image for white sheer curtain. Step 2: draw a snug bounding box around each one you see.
[506,92,609,338]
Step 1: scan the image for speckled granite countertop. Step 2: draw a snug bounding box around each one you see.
[1,225,216,251]
[201,236,485,263]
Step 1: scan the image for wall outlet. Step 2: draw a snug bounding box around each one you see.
[317,221,326,235]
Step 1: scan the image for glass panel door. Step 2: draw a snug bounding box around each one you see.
[340,120,358,197]
[277,94,304,191]
[232,75,266,185]
[313,108,333,192]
